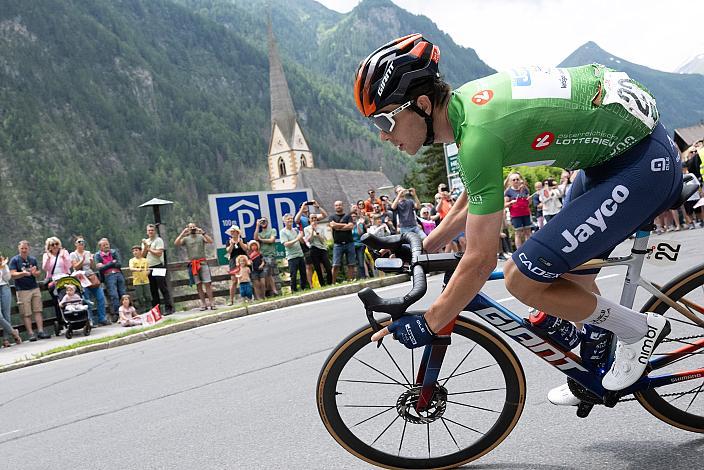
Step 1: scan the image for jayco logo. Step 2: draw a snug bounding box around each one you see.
[560,185,630,253]
[377,62,394,96]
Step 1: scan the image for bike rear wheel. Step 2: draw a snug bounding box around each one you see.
[636,263,704,432]
[317,316,526,469]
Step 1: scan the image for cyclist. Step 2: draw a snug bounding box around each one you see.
[355,34,682,400]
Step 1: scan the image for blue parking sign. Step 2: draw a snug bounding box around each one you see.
[214,194,262,242]
[208,189,312,263]
[266,191,310,236]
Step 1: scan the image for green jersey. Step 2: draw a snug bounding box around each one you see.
[448,64,659,215]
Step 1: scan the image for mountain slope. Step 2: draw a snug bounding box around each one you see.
[0,0,404,253]
[559,41,704,130]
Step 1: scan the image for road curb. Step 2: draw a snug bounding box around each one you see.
[0,274,409,374]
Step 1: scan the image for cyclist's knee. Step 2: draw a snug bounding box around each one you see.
[504,260,549,304]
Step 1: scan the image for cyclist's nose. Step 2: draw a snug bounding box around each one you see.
[379,130,391,141]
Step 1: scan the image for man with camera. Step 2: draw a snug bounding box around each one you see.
[295,199,328,286]
[434,184,453,222]
[304,214,333,285]
[175,223,215,310]
[391,185,424,239]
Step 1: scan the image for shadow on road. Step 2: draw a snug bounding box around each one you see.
[462,436,704,469]
[581,436,704,469]
[468,464,573,469]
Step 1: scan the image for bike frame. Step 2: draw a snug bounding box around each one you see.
[413,230,704,410]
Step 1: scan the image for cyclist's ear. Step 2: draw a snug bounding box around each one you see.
[416,95,432,115]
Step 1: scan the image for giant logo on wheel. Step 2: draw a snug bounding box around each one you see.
[532,132,555,151]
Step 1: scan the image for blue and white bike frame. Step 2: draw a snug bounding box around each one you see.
[413,230,704,409]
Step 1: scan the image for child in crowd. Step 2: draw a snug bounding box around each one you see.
[128,245,151,312]
[235,254,253,302]
[59,284,84,312]
[118,294,142,327]
[247,241,265,300]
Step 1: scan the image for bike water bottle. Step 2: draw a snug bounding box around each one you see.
[579,324,613,373]
[528,309,581,350]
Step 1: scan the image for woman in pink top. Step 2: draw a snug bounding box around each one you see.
[419,207,439,235]
[42,236,73,332]
[42,237,72,282]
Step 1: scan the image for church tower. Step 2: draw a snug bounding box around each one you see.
[267,23,314,190]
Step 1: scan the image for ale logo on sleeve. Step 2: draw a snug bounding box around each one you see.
[532,132,555,151]
[471,89,494,105]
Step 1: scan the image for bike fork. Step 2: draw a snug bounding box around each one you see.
[415,321,455,412]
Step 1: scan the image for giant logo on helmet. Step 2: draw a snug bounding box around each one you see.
[377,62,395,97]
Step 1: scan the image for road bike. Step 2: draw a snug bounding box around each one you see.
[316,177,703,469]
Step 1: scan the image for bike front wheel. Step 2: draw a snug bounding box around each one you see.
[317,316,526,469]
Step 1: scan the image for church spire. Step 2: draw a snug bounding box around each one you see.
[268,19,297,145]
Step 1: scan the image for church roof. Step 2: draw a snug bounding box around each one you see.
[268,24,298,146]
[298,168,394,215]
[674,123,704,151]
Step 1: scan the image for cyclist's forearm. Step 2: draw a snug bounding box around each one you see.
[425,251,496,334]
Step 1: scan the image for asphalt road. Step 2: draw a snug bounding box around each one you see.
[2,229,704,470]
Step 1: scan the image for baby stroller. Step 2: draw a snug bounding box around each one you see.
[55,276,92,339]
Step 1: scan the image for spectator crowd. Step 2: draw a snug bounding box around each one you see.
[500,138,704,260]
[2,139,702,349]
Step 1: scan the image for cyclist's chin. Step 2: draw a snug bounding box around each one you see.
[404,143,422,156]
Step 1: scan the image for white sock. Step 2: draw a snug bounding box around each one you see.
[584,295,648,344]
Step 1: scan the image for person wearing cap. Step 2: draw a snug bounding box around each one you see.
[226,225,248,305]
[70,236,108,326]
[142,224,174,315]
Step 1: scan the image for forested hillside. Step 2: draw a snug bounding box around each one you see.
[0,0,494,255]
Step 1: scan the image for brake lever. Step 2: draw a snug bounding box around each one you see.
[365,308,385,348]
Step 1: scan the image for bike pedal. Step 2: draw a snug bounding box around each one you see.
[576,402,594,418]
[602,391,619,408]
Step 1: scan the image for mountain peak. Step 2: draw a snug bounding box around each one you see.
[577,41,603,52]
